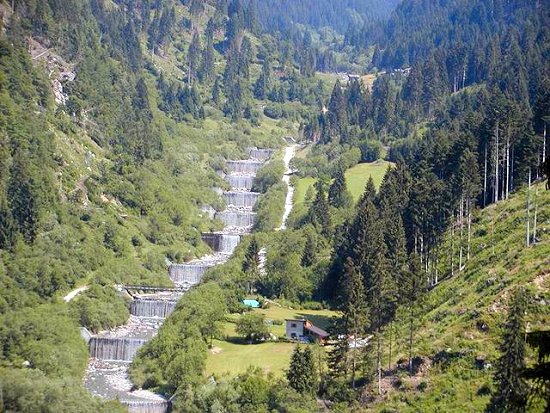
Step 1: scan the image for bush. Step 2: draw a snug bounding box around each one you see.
[69,284,130,333]
[252,160,285,193]
[235,313,271,342]
[254,182,287,231]
[359,139,383,162]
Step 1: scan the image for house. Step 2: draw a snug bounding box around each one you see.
[285,319,329,344]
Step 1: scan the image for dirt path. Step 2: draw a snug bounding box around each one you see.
[63,285,89,302]
[277,144,298,231]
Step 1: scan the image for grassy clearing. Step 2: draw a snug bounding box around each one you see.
[345,160,393,201]
[293,160,393,206]
[205,304,338,379]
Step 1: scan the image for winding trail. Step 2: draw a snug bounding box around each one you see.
[277,144,298,231]
[63,285,89,302]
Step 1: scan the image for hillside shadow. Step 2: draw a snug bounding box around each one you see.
[296,313,334,330]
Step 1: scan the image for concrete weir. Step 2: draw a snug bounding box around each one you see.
[223,191,260,208]
[201,233,241,254]
[130,298,177,318]
[225,174,255,190]
[83,147,277,412]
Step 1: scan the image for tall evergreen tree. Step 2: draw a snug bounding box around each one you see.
[400,253,426,375]
[486,288,529,413]
[187,31,201,85]
[328,166,352,208]
[199,19,216,83]
[254,57,272,100]
[308,181,331,237]
[327,80,348,143]
[287,346,318,395]
[242,237,261,292]
[338,257,369,388]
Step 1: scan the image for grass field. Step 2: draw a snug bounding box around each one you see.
[294,160,393,207]
[205,304,338,379]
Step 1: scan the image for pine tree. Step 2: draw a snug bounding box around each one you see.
[327,80,348,142]
[486,288,529,413]
[199,19,216,83]
[301,233,316,268]
[400,253,426,375]
[523,331,550,411]
[7,156,39,243]
[308,181,331,237]
[338,257,368,388]
[287,346,318,395]
[254,58,271,100]
[349,194,395,394]
[0,199,17,250]
[187,31,201,85]
[328,166,352,209]
[212,77,221,105]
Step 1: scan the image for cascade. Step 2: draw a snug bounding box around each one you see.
[225,174,255,190]
[125,400,171,413]
[169,262,214,285]
[226,160,263,174]
[130,299,176,318]
[223,191,259,208]
[248,148,273,162]
[215,210,257,228]
[83,146,284,412]
[89,337,147,362]
[201,233,241,254]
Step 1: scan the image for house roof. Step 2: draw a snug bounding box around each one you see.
[304,323,329,338]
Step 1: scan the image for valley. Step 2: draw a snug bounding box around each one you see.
[0,0,548,412]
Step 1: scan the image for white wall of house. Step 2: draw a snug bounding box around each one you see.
[285,320,304,339]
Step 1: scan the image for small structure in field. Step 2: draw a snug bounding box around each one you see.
[285,319,329,344]
[243,299,260,308]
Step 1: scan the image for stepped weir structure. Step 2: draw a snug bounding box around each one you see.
[84,147,273,412]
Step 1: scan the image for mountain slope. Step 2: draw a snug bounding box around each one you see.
[369,182,549,412]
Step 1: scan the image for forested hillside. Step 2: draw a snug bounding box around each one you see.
[0,0,548,412]
[252,0,399,33]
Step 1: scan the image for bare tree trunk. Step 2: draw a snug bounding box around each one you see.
[451,213,455,277]
[467,198,472,261]
[409,311,414,375]
[459,195,464,271]
[351,334,356,389]
[506,132,510,199]
[532,184,538,244]
[492,207,496,256]
[526,168,531,247]
[543,123,547,164]
[483,143,488,206]
[377,332,382,395]
[494,122,499,204]
[388,321,392,371]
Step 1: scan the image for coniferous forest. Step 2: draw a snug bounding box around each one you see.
[0,0,549,412]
